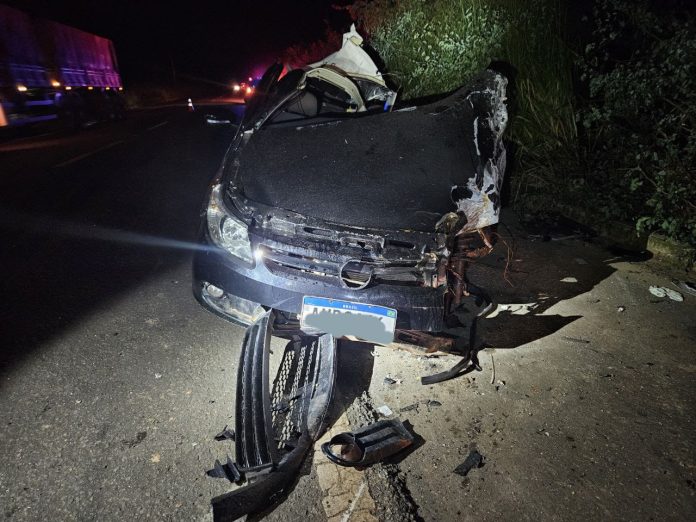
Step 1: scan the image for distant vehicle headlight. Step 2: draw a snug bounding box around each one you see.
[206,184,253,263]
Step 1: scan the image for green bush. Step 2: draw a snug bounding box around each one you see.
[576,0,696,243]
[360,0,507,98]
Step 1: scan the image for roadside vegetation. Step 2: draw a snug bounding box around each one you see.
[321,0,694,244]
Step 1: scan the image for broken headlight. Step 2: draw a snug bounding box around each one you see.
[206,184,254,264]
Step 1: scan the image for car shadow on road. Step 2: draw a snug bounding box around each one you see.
[333,339,376,411]
[469,220,638,350]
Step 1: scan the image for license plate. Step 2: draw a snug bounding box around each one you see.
[301,296,397,346]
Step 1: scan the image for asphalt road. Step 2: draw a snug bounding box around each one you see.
[1,108,695,522]
[0,106,250,520]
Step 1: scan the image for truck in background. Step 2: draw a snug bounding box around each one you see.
[0,3,124,130]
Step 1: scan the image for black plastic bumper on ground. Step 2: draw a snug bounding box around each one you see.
[211,311,337,521]
[234,312,277,473]
[193,247,445,332]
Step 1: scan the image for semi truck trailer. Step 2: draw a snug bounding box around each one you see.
[0,3,124,129]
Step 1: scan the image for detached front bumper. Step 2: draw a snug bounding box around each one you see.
[192,242,446,332]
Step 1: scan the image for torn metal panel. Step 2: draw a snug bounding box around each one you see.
[451,71,508,233]
[309,24,386,86]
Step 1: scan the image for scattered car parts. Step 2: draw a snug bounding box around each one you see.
[213,426,235,442]
[321,419,414,468]
[207,456,242,483]
[210,311,337,521]
[453,449,485,477]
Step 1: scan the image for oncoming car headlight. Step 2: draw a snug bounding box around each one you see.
[206,184,254,263]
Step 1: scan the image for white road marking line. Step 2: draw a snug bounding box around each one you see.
[146,121,169,131]
[53,140,124,168]
[315,412,378,522]
[341,481,367,522]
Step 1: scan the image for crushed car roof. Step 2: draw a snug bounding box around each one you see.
[308,24,386,86]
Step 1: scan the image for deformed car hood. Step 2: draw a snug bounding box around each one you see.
[236,69,507,233]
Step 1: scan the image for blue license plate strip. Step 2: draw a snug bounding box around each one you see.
[300,296,397,345]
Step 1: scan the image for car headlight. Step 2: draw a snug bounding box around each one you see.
[206,184,254,263]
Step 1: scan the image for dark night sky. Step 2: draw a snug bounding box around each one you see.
[5,0,351,85]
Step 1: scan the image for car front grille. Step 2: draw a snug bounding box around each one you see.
[259,244,418,288]
[260,245,345,285]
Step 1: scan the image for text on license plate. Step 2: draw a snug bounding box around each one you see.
[300,296,396,346]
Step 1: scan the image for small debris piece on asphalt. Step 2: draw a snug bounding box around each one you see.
[213,425,235,442]
[617,306,626,312]
[649,286,684,302]
[206,456,242,483]
[154,373,162,379]
[673,279,696,296]
[377,405,393,417]
[649,286,666,298]
[383,376,399,385]
[426,400,442,411]
[574,258,588,265]
[561,276,578,283]
[399,403,419,413]
[663,288,684,301]
[122,431,147,448]
[562,336,590,344]
[453,450,485,477]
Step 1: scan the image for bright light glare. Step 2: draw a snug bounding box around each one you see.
[17,84,27,92]
[233,84,240,92]
[246,86,252,94]
[2,208,213,253]
[65,86,72,90]
[51,80,61,87]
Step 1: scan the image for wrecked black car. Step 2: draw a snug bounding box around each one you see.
[194,27,508,345]
[193,26,507,520]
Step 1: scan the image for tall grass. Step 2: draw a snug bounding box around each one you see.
[495,0,578,210]
[367,0,507,97]
[350,0,577,210]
